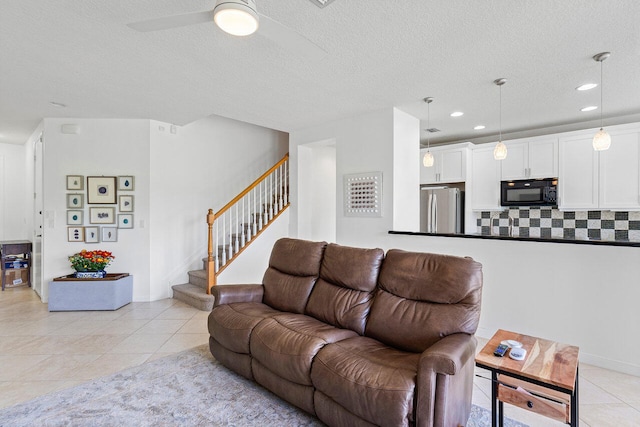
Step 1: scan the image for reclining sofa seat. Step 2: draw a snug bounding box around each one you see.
[208,238,483,427]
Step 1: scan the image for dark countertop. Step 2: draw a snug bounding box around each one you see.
[388,230,640,248]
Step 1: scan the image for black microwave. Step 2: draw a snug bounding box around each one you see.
[500,178,558,207]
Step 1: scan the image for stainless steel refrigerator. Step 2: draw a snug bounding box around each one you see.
[420,187,463,234]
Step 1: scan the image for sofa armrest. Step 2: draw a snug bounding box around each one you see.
[212,284,264,307]
[416,333,477,427]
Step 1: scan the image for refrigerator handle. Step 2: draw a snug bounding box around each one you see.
[428,192,438,233]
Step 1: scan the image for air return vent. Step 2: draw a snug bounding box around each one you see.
[307,0,337,8]
[425,128,441,133]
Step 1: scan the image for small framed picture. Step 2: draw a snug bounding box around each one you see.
[67,227,84,242]
[67,210,83,225]
[67,194,84,209]
[118,214,134,229]
[101,227,118,242]
[118,176,134,191]
[119,195,134,212]
[66,175,84,190]
[84,227,99,243]
[87,176,117,204]
[89,207,116,224]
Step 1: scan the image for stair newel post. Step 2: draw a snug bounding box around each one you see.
[206,209,216,294]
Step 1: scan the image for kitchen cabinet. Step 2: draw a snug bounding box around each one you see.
[471,146,502,210]
[420,144,470,184]
[500,138,558,180]
[559,127,640,210]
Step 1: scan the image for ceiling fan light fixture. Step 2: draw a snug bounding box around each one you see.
[213,0,259,36]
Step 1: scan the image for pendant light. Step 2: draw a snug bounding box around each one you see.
[422,97,435,167]
[213,0,259,36]
[493,78,508,160]
[592,52,611,151]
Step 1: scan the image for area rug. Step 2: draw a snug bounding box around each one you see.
[0,345,527,426]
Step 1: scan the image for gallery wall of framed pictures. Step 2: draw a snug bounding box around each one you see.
[66,175,135,243]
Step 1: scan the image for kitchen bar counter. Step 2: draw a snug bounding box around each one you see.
[388,230,640,248]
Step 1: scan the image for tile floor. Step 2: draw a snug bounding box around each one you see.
[1,286,640,426]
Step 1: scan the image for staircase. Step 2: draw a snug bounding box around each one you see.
[172,154,290,311]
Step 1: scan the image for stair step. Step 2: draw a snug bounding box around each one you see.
[187,269,208,290]
[172,283,214,311]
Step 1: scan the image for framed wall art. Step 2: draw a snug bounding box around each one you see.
[87,176,117,204]
[84,227,99,243]
[89,207,116,224]
[101,227,118,242]
[118,176,134,191]
[118,214,134,229]
[67,227,84,242]
[67,194,84,209]
[119,195,134,212]
[67,210,83,225]
[66,175,84,190]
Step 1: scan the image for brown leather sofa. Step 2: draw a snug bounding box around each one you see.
[208,238,483,427]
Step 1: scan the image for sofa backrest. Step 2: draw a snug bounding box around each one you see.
[365,249,483,353]
[262,238,328,314]
[305,243,384,335]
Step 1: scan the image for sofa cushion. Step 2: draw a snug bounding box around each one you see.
[306,244,384,335]
[208,302,280,354]
[311,336,420,427]
[250,313,357,386]
[262,238,327,313]
[366,249,483,353]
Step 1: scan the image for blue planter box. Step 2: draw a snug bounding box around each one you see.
[48,273,133,311]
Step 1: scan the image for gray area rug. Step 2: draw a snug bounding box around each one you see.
[0,345,527,426]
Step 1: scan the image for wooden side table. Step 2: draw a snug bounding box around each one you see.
[475,329,579,426]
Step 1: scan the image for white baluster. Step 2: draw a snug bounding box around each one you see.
[284,160,288,206]
[243,195,250,243]
[221,214,226,265]
[253,187,258,235]
[279,165,283,211]
[228,212,233,260]
[215,220,219,271]
[235,204,240,253]
[270,173,274,220]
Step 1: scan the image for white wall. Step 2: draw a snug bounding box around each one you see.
[149,115,288,300]
[42,118,152,301]
[291,108,640,376]
[392,109,420,231]
[0,142,28,240]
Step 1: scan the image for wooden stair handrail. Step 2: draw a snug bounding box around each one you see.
[213,153,288,220]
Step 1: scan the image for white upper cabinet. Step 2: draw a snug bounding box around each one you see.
[558,135,599,210]
[599,130,640,210]
[420,144,469,184]
[471,145,502,211]
[500,138,558,180]
[559,126,640,210]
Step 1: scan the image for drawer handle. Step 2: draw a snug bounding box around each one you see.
[527,400,534,408]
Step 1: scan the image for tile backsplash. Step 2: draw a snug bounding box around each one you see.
[476,208,640,241]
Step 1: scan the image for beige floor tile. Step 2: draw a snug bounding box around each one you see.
[579,377,624,405]
[0,380,80,409]
[155,306,198,320]
[100,318,150,335]
[108,333,172,354]
[133,319,188,335]
[46,319,112,336]
[61,334,129,354]
[471,384,491,408]
[19,354,101,381]
[580,403,640,426]
[156,333,209,353]
[628,401,640,411]
[70,353,152,380]
[580,366,640,402]
[115,308,167,320]
[177,316,209,334]
[0,354,51,381]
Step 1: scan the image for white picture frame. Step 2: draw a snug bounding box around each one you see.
[67,210,83,225]
[67,194,84,209]
[84,226,99,243]
[67,227,84,242]
[119,195,134,212]
[118,214,134,229]
[66,175,84,190]
[101,227,118,242]
[89,207,116,224]
[118,176,134,191]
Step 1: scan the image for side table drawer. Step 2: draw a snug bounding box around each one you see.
[498,383,569,423]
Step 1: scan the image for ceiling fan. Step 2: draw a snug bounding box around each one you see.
[127,0,326,60]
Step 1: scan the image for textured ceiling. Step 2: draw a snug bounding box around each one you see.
[1,0,639,146]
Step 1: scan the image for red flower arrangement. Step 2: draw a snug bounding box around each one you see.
[69,249,115,272]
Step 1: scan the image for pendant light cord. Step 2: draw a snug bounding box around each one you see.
[427,101,431,150]
[499,84,502,142]
[600,59,604,129]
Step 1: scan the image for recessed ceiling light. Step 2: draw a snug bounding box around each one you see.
[50,101,66,108]
[474,125,485,130]
[576,83,598,91]
[581,106,598,112]
[450,112,464,117]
